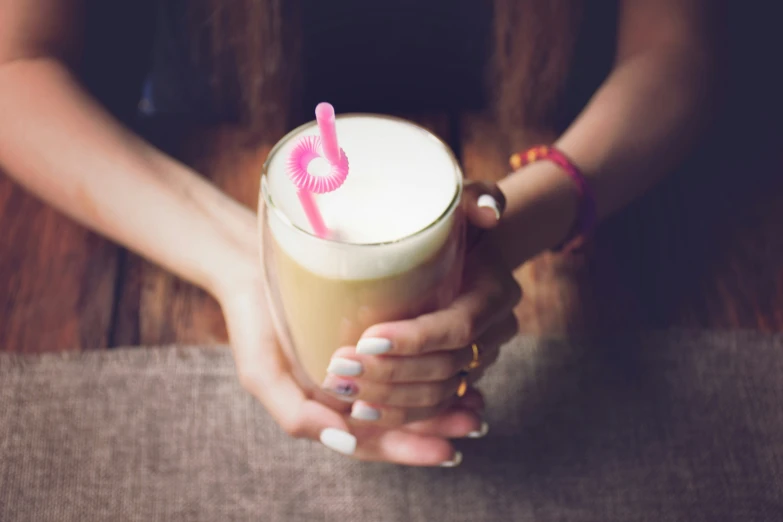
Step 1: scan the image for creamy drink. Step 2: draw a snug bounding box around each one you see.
[260,115,464,386]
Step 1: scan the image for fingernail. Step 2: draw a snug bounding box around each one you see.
[466,421,489,439]
[440,451,463,468]
[351,401,381,421]
[356,337,392,355]
[319,428,357,456]
[322,375,358,399]
[327,357,363,377]
[477,194,501,220]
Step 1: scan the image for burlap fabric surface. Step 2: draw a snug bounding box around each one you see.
[2,332,782,521]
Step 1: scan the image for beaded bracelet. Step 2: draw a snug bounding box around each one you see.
[510,145,596,251]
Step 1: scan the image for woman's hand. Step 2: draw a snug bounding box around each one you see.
[321,183,522,427]
[216,255,485,467]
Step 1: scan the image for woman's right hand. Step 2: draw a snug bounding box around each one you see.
[216,259,485,467]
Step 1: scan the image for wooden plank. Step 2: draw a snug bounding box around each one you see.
[0,176,118,353]
[459,111,783,333]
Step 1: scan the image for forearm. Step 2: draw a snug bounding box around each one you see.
[496,45,713,269]
[0,57,258,296]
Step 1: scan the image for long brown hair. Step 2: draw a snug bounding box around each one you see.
[193,0,612,143]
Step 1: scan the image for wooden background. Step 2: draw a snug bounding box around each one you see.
[2,104,782,354]
[2,0,783,353]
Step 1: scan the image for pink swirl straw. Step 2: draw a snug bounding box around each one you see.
[286,103,350,238]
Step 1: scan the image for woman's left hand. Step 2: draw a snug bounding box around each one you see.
[322,183,522,427]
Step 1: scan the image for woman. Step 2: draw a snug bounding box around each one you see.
[0,0,714,466]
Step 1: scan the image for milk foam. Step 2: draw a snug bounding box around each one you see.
[263,115,461,280]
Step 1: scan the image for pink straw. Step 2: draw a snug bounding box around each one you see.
[286,103,350,238]
[296,190,329,238]
[315,103,342,165]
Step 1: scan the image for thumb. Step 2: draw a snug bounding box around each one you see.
[224,292,356,455]
[463,181,507,230]
[236,345,354,453]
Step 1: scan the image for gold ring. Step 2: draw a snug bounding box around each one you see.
[456,371,469,398]
[464,343,481,371]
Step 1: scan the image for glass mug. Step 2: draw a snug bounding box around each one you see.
[259,114,465,390]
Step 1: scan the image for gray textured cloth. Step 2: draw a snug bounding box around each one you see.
[1,332,783,521]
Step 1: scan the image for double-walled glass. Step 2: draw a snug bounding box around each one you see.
[260,115,464,389]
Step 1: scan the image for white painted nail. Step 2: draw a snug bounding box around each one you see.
[440,451,463,468]
[327,358,363,377]
[356,337,392,355]
[466,421,489,439]
[351,402,381,421]
[319,428,357,456]
[477,194,501,220]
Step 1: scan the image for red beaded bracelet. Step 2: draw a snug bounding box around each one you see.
[509,145,596,251]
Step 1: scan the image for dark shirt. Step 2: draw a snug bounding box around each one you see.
[81,1,157,123]
[81,1,619,133]
[82,1,493,124]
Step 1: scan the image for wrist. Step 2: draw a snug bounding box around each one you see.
[207,236,263,305]
[495,160,580,268]
[188,197,261,302]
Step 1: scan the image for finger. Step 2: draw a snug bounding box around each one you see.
[478,312,519,353]
[351,428,462,467]
[356,279,522,355]
[466,313,519,383]
[463,181,507,228]
[232,333,349,443]
[357,272,520,356]
[328,311,515,384]
[327,345,475,383]
[404,406,488,439]
[349,389,484,433]
[223,293,347,437]
[459,343,500,387]
[349,399,480,430]
[322,372,465,408]
[327,315,515,419]
[455,386,486,412]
